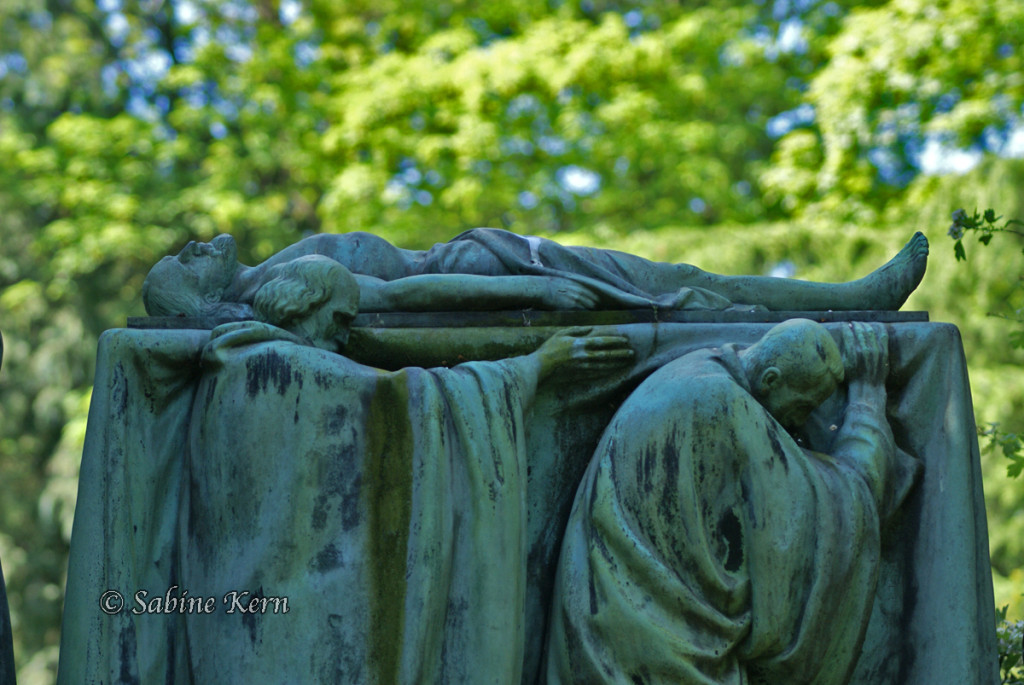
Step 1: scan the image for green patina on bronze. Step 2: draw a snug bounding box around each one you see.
[140,230,931,322]
[346,327,552,370]
[364,373,414,684]
[54,232,1003,684]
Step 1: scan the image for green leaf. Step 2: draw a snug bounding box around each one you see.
[1008,456,1024,479]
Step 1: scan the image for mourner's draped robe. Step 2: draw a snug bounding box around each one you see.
[546,345,920,684]
[182,321,539,683]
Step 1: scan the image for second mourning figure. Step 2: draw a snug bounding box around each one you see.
[545,320,920,684]
[142,228,929,318]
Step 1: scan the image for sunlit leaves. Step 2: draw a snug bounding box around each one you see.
[317,7,792,243]
[767,0,1024,218]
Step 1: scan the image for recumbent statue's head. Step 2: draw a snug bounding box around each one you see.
[253,255,360,352]
[740,318,844,431]
[142,234,246,318]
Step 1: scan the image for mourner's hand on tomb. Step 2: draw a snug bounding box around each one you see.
[533,326,634,380]
[841,322,889,386]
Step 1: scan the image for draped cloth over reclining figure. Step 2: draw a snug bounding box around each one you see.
[142,229,932,319]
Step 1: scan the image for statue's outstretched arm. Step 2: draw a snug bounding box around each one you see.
[358,273,604,312]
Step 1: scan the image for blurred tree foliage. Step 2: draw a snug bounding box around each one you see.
[1,0,1023,681]
[764,0,1024,219]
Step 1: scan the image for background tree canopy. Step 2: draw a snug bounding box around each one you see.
[1,0,1023,681]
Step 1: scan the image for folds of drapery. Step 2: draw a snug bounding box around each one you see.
[426,228,734,311]
[58,321,535,684]
[57,322,997,684]
[544,345,920,684]
[183,322,533,684]
[57,329,206,684]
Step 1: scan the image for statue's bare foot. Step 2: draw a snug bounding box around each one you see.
[848,232,928,310]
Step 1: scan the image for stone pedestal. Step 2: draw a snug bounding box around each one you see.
[57,314,997,684]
